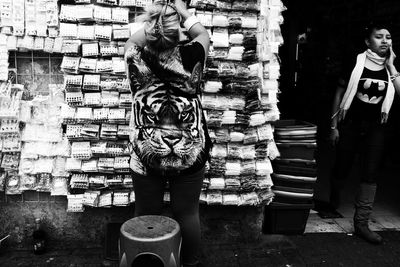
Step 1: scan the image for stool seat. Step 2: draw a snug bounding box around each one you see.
[119,215,181,267]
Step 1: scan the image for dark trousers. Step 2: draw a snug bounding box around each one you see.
[132,167,205,265]
[332,120,386,184]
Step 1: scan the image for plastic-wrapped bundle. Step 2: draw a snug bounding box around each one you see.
[70,173,89,190]
[215,0,231,10]
[227,46,244,61]
[241,160,256,175]
[240,175,258,191]
[229,95,246,111]
[211,144,228,159]
[258,189,274,205]
[212,48,229,60]
[214,128,230,143]
[222,193,240,205]
[257,124,274,141]
[206,191,223,205]
[19,174,37,191]
[239,192,259,206]
[231,0,258,11]
[227,143,241,159]
[202,177,210,190]
[52,157,69,177]
[0,171,7,191]
[212,12,229,27]
[225,160,241,176]
[196,11,213,27]
[218,61,236,77]
[249,111,266,127]
[255,141,269,158]
[225,177,241,190]
[228,12,242,29]
[256,174,273,189]
[190,0,217,9]
[255,158,273,176]
[267,140,281,160]
[67,194,84,212]
[89,175,107,189]
[83,190,101,207]
[235,64,251,79]
[212,28,229,48]
[36,173,52,192]
[243,30,257,48]
[242,145,256,160]
[241,14,258,28]
[208,158,226,176]
[203,110,224,128]
[199,191,208,204]
[204,80,222,93]
[113,191,130,206]
[202,94,221,110]
[98,191,113,207]
[235,113,248,126]
[230,130,244,143]
[243,127,258,144]
[221,110,236,125]
[129,191,135,203]
[51,177,69,196]
[264,104,281,122]
[242,49,257,62]
[34,158,55,174]
[209,178,225,190]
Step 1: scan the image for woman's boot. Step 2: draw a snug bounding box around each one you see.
[353,183,383,244]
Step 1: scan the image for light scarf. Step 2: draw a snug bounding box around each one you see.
[338,49,395,120]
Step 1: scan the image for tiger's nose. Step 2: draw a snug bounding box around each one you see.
[162,136,181,147]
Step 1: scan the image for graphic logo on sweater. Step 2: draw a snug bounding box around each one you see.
[357,78,387,104]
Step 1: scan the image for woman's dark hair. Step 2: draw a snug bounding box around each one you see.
[364,21,392,40]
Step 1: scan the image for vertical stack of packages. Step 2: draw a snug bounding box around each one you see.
[18,86,70,197]
[0,34,8,81]
[0,83,23,195]
[58,1,137,212]
[190,0,285,206]
[0,83,70,197]
[0,0,59,53]
[263,119,317,234]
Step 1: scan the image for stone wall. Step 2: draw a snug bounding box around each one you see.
[0,192,264,250]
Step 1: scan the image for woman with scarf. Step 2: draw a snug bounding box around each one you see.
[124,0,210,266]
[328,22,400,244]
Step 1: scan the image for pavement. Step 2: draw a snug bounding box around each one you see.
[1,231,400,267]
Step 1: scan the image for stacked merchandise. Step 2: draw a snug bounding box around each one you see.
[59,1,136,212]
[0,83,70,197]
[1,0,286,210]
[0,0,59,53]
[0,34,8,81]
[263,119,317,234]
[191,0,285,205]
[18,86,70,196]
[0,83,23,195]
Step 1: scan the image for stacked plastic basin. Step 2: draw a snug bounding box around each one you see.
[263,120,317,234]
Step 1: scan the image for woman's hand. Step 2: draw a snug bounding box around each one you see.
[174,0,191,20]
[381,112,388,124]
[385,46,396,69]
[328,128,339,146]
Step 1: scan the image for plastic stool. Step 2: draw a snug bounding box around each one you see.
[119,215,181,267]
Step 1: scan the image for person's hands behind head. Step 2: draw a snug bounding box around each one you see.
[173,0,191,20]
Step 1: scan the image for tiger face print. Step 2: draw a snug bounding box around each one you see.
[130,82,206,171]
